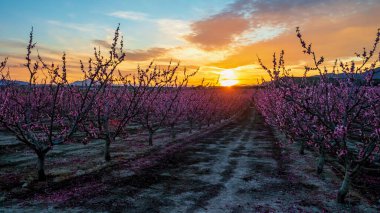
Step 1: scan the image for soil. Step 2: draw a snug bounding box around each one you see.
[1,109,379,212]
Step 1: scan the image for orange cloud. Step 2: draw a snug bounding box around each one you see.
[184,13,250,50]
[92,39,112,49]
[126,47,169,61]
[92,39,169,61]
[208,0,380,78]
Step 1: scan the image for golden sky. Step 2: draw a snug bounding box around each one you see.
[0,0,379,85]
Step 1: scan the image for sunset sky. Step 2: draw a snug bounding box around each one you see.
[0,0,379,85]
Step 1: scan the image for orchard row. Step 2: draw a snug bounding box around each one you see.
[0,26,251,181]
[255,27,380,203]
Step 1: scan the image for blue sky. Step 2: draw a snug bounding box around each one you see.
[0,0,232,49]
[0,0,378,84]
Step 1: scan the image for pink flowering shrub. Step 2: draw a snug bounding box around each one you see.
[0,25,125,180]
[255,27,380,203]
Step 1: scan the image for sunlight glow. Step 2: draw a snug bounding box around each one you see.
[220,79,239,86]
[220,70,238,86]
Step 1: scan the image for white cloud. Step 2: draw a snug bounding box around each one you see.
[47,20,96,32]
[108,11,148,21]
[234,26,286,46]
[156,19,192,41]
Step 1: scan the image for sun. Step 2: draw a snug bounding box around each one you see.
[220,70,238,86]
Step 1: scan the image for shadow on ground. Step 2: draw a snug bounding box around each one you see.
[1,109,378,212]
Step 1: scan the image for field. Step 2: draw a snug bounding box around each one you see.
[1,109,378,212]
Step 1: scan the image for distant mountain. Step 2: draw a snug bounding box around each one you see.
[0,80,28,86]
[314,67,380,80]
[70,79,101,86]
[0,79,110,87]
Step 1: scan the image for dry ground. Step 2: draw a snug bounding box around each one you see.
[0,109,379,212]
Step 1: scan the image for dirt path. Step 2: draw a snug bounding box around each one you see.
[2,109,378,212]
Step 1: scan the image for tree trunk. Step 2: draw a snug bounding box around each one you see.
[299,140,305,155]
[317,151,325,175]
[148,131,153,146]
[337,171,350,203]
[104,138,111,161]
[170,124,176,140]
[189,121,193,133]
[37,153,46,181]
